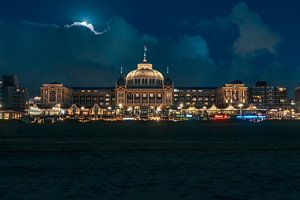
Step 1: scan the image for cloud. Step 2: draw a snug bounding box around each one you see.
[0,12,295,97]
[64,21,104,35]
[0,17,214,94]
[230,2,281,57]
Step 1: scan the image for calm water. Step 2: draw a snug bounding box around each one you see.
[0,121,299,199]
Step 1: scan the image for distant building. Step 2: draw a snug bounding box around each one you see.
[3,75,19,88]
[173,87,217,109]
[40,82,73,107]
[72,87,115,108]
[249,81,289,109]
[216,80,248,107]
[295,87,300,112]
[1,75,27,110]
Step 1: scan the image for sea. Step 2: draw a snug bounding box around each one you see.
[0,120,299,199]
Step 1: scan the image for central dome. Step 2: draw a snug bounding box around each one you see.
[125,47,164,88]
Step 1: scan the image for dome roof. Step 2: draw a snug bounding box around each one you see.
[126,68,164,81]
[125,46,165,88]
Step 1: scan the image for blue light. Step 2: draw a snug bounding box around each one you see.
[236,115,266,120]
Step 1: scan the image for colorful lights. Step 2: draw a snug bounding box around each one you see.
[236,115,266,120]
[212,114,229,120]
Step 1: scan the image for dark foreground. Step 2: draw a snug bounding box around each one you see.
[0,120,299,199]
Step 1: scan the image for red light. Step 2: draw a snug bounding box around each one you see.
[212,114,229,120]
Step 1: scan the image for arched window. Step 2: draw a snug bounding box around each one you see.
[156,93,162,103]
[127,93,133,103]
[149,93,155,103]
[49,91,56,102]
[142,93,148,103]
[134,93,140,103]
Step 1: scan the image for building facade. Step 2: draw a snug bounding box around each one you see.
[173,87,217,109]
[40,82,73,107]
[72,87,115,108]
[115,52,173,113]
[216,80,248,107]
[36,49,295,117]
[249,81,289,109]
[1,75,27,110]
[295,87,300,112]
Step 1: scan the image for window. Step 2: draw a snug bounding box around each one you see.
[49,91,56,102]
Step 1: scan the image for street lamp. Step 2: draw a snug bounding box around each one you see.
[118,103,123,117]
[180,103,184,115]
[57,104,61,119]
[238,103,243,115]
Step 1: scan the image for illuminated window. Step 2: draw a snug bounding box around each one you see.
[49,91,56,102]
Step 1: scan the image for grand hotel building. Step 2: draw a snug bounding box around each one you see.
[38,48,289,116]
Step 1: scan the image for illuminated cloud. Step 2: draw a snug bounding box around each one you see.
[230,2,281,57]
[64,21,104,35]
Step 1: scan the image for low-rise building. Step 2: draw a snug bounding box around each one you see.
[40,82,73,107]
[1,75,27,111]
[216,80,248,108]
[249,81,289,109]
[295,87,300,112]
[173,87,217,109]
[72,87,115,108]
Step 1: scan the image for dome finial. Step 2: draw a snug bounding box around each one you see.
[143,45,147,63]
[120,66,123,74]
[167,66,170,74]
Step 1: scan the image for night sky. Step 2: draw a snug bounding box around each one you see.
[0,0,299,96]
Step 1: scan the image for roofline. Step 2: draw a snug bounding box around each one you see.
[174,86,218,90]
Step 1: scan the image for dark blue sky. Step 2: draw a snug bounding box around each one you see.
[0,0,299,96]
